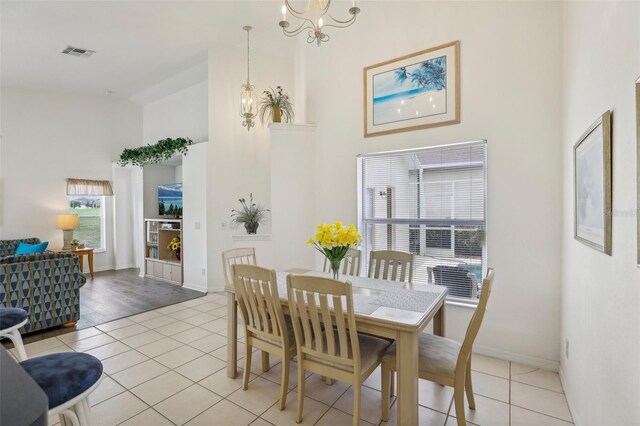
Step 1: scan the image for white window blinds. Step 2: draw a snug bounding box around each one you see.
[358,140,487,303]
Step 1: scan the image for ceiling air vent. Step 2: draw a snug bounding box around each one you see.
[61,46,95,58]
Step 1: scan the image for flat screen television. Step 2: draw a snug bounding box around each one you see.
[158,183,183,217]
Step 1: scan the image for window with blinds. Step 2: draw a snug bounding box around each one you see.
[357,140,487,304]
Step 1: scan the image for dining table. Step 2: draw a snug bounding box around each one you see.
[225,270,448,426]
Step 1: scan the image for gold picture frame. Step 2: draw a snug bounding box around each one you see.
[363,41,460,138]
[573,111,612,255]
[636,77,640,265]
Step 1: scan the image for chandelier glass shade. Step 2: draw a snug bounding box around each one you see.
[240,26,258,130]
[279,0,360,46]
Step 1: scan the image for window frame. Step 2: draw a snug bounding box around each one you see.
[357,140,488,304]
[68,195,106,252]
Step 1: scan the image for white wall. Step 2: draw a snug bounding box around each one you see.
[142,164,176,220]
[142,80,208,144]
[270,124,317,272]
[112,165,137,270]
[561,2,640,424]
[0,87,142,271]
[138,76,208,277]
[207,46,294,290]
[302,1,564,365]
[182,142,208,291]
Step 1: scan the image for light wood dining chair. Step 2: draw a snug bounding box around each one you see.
[380,268,495,425]
[323,248,362,276]
[367,250,414,283]
[232,264,296,410]
[222,247,257,287]
[287,275,391,425]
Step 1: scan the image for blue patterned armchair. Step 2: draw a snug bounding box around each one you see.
[0,238,85,333]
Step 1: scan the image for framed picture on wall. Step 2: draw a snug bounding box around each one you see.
[573,110,612,255]
[363,41,460,138]
[636,77,640,265]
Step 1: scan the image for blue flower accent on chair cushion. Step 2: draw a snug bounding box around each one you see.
[15,242,49,255]
[20,353,103,409]
[0,307,28,330]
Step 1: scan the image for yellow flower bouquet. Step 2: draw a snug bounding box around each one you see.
[307,222,362,280]
[168,237,181,260]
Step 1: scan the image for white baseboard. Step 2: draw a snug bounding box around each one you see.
[114,264,137,270]
[91,265,114,273]
[473,344,560,372]
[87,265,137,273]
[182,282,208,293]
[559,365,580,425]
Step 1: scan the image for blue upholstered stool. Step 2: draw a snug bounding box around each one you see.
[0,307,29,361]
[21,352,104,426]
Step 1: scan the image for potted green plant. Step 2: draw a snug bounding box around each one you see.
[231,194,270,234]
[117,137,193,167]
[258,86,294,125]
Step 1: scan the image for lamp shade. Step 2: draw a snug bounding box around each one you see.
[56,214,79,230]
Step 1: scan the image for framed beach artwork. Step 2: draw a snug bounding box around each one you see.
[363,41,460,138]
[573,111,612,255]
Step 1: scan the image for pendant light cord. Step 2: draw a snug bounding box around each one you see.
[246,27,251,85]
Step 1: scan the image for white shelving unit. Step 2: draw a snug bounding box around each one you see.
[144,218,183,286]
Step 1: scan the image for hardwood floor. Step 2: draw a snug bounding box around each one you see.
[77,268,205,328]
[8,268,206,345]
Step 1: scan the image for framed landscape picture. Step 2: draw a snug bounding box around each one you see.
[363,41,460,138]
[574,111,612,255]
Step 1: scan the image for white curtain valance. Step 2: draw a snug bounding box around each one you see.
[66,178,114,196]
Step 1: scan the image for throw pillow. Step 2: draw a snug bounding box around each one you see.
[15,242,49,255]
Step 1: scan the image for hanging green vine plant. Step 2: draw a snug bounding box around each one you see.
[117,137,194,167]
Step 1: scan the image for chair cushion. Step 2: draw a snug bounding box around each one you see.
[14,242,49,255]
[307,332,391,375]
[20,353,103,409]
[0,308,28,331]
[383,333,461,379]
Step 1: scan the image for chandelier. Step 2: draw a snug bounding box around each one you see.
[240,25,258,131]
[279,0,360,46]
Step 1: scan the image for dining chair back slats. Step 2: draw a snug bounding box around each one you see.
[263,281,279,337]
[368,250,414,283]
[323,248,362,276]
[380,267,495,426]
[233,264,284,342]
[288,275,395,426]
[333,296,349,359]
[232,263,295,411]
[287,275,358,369]
[308,295,324,353]
[319,297,335,357]
[459,269,494,360]
[295,289,314,349]
[222,247,257,287]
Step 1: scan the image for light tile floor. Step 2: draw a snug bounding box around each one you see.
[13,293,573,426]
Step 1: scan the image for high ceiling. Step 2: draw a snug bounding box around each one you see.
[0,1,295,99]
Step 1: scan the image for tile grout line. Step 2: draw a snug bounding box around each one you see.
[34,294,572,426]
[509,402,574,424]
[510,378,567,395]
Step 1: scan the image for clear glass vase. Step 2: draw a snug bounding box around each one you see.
[330,258,341,281]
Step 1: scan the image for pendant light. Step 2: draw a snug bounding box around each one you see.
[240,25,258,130]
[278,1,360,46]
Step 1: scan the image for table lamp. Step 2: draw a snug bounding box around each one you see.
[56,214,79,248]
